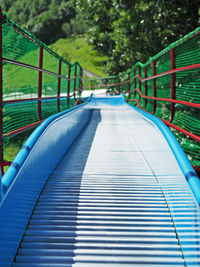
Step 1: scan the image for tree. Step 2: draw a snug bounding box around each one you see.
[77,0,200,74]
[1,0,85,44]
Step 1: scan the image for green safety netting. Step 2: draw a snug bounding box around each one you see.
[1,12,83,165]
[86,27,200,167]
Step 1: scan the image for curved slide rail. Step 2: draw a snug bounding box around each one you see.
[0,95,200,266]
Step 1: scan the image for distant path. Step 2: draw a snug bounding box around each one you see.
[83,69,101,79]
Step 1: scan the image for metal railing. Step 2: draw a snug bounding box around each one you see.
[0,9,84,174]
[86,27,200,170]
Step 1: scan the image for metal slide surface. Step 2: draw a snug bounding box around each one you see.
[13,95,200,266]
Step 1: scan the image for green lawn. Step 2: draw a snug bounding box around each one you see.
[3,35,107,166]
[50,36,108,78]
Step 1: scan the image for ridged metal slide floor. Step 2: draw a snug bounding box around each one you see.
[13,99,196,266]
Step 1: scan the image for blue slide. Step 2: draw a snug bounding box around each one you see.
[0,95,200,266]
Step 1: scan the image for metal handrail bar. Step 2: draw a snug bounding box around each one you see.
[3,58,83,82]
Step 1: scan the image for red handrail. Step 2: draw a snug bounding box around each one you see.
[38,47,43,120]
[4,120,44,137]
[133,89,200,109]
[0,9,84,175]
[85,63,200,90]
[130,99,200,142]
[0,8,3,175]
[57,60,62,112]
[3,58,83,82]
[94,44,200,149]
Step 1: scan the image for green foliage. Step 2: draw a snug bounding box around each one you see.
[50,37,108,77]
[2,0,200,75]
[1,0,87,44]
[3,48,64,94]
[4,131,32,163]
[77,0,200,74]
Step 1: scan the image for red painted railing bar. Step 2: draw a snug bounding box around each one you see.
[4,96,67,105]
[1,161,11,167]
[67,65,71,109]
[143,63,200,81]
[86,63,200,90]
[170,48,176,123]
[134,69,136,97]
[73,64,77,98]
[138,66,141,92]
[133,88,200,108]
[2,58,83,81]
[152,60,157,114]
[144,67,148,108]
[128,73,131,100]
[79,70,83,98]
[79,70,82,92]
[38,47,43,121]
[162,120,200,142]
[4,120,44,137]
[131,98,200,142]
[69,87,81,97]
[57,60,62,112]
[74,99,83,107]
[138,66,141,102]
[0,8,3,175]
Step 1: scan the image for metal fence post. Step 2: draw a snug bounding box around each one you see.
[134,69,136,97]
[73,63,77,100]
[57,59,62,113]
[128,73,131,100]
[170,48,176,123]
[38,46,43,121]
[152,60,157,114]
[138,65,141,102]
[138,65,141,92]
[0,8,3,177]
[67,65,71,109]
[144,67,148,108]
[79,69,83,98]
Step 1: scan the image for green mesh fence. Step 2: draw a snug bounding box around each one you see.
[0,11,83,171]
[87,27,200,167]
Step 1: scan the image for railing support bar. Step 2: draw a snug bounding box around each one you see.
[67,65,71,109]
[152,60,157,114]
[138,65,141,102]
[73,64,77,100]
[38,47,43,121]
[0,8,3,178]
[134,69,136,98]
[128,73,131,100]
[144,67,148,108]
[79,69,83,98]
[57,60,62,112]
[170,48,176,123]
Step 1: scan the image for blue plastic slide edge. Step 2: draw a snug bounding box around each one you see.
[0,96,92,266]
[1,95,92,201]
[127,102,200,206]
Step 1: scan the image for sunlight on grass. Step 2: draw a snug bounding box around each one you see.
[50,36,108,77]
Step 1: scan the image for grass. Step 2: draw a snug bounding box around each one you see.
[4,133,29,161]
[3,131,33,172]
[3,35,107,97]
[3,48,70,95]
[3,35,107,166]
[50,36,108,78]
